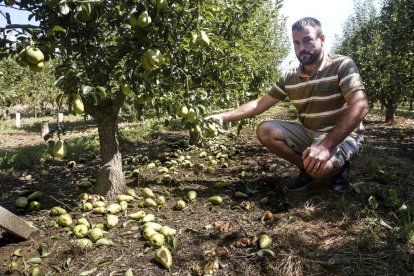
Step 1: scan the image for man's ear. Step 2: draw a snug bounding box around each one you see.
[320,34,326,46]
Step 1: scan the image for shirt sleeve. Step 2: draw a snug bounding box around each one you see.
[267,75,288,100]
[338,58,365,97]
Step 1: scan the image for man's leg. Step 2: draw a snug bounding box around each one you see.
[256,120,315,191]
[256,121,304,168]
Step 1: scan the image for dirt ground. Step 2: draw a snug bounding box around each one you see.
[0,109,413,275]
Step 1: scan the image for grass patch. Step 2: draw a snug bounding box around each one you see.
[0,144,50,172]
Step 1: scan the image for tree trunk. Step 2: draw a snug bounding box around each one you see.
[93,113,125,199]
[385,103,396,123]
[189,130,202,146]
[135,103,145,121]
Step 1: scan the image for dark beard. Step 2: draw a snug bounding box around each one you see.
[297,48,322,65]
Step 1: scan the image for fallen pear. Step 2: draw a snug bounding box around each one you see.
[29,201,41,211]
[187,190,197,201]
[57,213,73,227]
[149,233,165,248]
[76,217,90,228]
[159,226,176,237]
[27,191,43,201]
[156,195,166,206]
[106,214,119,228]
[92,206,107,214]
[119,201,128,211]
[73,224,89,238]
[96,238,114,246]
[88,227,104,242]
[117,194,134,203]
[155,246,172,271]
[128,210,146,221]
[258,234,272,249]
[50,206,67,216]
[82,202,93,212]
[106,203,122,214]
[144,198,157,207]
[143,227,158,240]
[144,222,163,231]
[75,238,93,249]
[141,213,155,222]
[127,189,137,197]
[175,199,186,211]
[208,196,223,205]
[142,188,155,198]
[15,197,28,208]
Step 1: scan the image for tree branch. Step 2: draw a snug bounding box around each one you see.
[0,24,41,30]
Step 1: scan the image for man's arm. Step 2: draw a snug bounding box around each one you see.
[206,93,280,123]
[303,89,369,173]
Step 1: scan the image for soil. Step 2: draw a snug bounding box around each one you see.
[0,109,413,276]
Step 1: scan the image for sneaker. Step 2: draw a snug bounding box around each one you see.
[331,162,350,193]
[287,169,314,191]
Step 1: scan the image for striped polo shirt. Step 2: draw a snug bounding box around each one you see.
[268,52,365,133]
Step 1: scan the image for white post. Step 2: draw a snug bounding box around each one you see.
[58,113,64,123]
[15,113,21,128]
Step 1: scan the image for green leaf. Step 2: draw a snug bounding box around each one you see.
[27,257,42,265]
[125,268,133,276]
[368,195,378,209]
[62,257,71,270]
[11,249,22,257]
[52,25,66,33]
[79,267,97,276]
[39,243,50,258]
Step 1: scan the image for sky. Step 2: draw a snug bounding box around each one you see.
[279,0,357,69]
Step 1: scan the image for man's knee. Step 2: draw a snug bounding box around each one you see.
[256,121,284,145]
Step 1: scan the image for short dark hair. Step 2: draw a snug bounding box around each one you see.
[292,17,323,36]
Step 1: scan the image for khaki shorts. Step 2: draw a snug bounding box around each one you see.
[269,120,364,168]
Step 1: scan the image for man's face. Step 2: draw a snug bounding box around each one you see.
[292,26,325,66]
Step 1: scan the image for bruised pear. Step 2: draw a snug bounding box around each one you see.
[155,246,172,271]
[75,238,93,249]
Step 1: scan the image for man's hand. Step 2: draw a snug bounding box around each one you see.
[302,144,331,176]
[203,114,223,125]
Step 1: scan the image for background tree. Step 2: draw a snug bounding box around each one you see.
[0,0,288,198]
[333,0,414,122]
[0,57,61,118]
